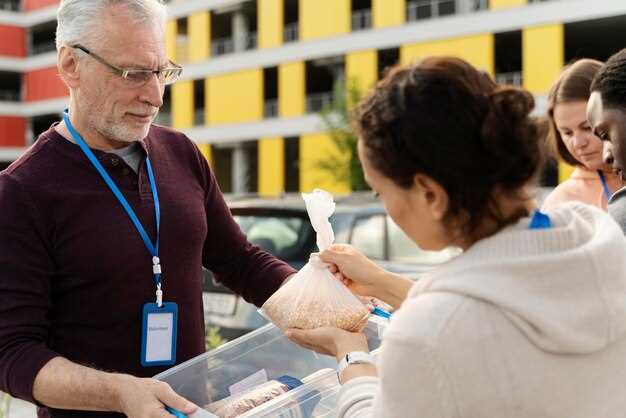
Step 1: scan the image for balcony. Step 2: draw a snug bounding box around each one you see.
[495,71,523,87]
[31,41,57,55]
[264,99,278,118]
[0,0,19,11]
[306,92,333,113]
[407,0,488,22]
[352,9,372,31]
[284,23,299,43]
[212,37,234,56]
[0,90,19,101]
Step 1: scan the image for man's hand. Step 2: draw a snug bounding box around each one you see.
[115,375,198,418]
[33,357,197,418]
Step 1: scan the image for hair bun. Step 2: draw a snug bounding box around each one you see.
[480,87,540,186]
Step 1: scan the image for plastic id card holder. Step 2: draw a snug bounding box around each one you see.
[141,302,178,367]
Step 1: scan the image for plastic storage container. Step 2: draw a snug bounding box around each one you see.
[156,316,387,418]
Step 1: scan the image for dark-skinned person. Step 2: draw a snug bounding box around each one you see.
[588,48,626,234]
[287,57,626,418]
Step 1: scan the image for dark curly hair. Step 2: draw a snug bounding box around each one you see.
[547,59,603,167]
[354,57,543,240]
[591,48,626,110]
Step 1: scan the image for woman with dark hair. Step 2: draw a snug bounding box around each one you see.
[588,48,626,234]
[287,57,626,417]
[542,59,621,210]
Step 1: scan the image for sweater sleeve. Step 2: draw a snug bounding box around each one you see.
[336,338,460,418]
[0,175,60,403]
[196,148,296,307]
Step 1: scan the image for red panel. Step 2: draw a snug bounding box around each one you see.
[23,0,59,11]
[0,26,26,57]
[25,67,69,102]
[0,117,26,147]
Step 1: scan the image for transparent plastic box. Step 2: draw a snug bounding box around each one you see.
[155,317,387,418]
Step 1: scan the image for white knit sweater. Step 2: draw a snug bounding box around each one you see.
[337,202,626,418]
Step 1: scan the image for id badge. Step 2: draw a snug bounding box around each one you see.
[141,302,178,367]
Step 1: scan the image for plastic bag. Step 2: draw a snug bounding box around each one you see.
[206,376,302,418]
[261,189,370,332]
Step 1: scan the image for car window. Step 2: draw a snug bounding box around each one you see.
[350,215,385,259]
[234,216,307,258]
[387,217,459,264]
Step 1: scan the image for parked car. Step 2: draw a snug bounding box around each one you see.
[203,192,459,340]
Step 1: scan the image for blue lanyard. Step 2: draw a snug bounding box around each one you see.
[529,210,551,229]
[598,170,612,201]
[62,111,164,306]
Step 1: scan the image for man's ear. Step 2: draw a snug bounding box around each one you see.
[413,173,449,221]
[57,46,81,89]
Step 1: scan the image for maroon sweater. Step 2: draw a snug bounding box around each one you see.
[0,125,295,418]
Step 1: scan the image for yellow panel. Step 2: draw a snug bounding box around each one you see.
[523,24,564,94]
[346,50,378,95]
[558,161,575,184]
[189,11,210,62]
[258,0,283,48]
[373,0,405,28]
[279,62,305,118]
[197,143,213,167]
[300,133,351,194]
[172,80,194,128]
[400,34,495,76]
[490,0,527,9]
[299,0,350,41]
[259,137,285,196]
[207,70,263,125]
[166,20,177,62]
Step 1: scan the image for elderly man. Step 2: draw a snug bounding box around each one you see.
[0,1,295,417]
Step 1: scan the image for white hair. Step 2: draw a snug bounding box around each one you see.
[55,0,167,50]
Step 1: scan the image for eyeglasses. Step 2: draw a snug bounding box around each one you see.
[71,44,183,87]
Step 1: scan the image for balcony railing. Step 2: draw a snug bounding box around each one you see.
[176,38,189,63]
[245,32,258,50]
[495,71,523,86]
[284,23,299,43]
[0,0,19,11]
[154,111,172,127]
[306,92,333,113]
[352,9,372,31]
[31,41,57,55]
[407,0,487,21]
[0,90,20,102]
[264,99,279,118]
[212,37,235,56]
[194,109,205,126]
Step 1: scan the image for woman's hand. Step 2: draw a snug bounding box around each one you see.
[321,244,413,309]
[321,244,389,297]
[285,327,368,361]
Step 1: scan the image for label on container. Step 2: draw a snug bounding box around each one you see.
[229,369,269,396]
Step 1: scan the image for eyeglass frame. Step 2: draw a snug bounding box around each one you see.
[71,44,183,86]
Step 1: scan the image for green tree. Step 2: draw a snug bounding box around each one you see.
[205,326,227,350]
[317,78,369,191]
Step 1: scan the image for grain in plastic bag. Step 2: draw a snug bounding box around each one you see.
[261,189,370,332]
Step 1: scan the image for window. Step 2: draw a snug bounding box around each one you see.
[350,215,385,259]
[388,217,459,264]
[234,215,308,258]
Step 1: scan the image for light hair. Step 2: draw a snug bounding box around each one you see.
[55,0,167,50]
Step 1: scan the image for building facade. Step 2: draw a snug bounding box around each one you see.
[1,0,625,193]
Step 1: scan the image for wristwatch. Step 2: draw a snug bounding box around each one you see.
[337,351,375,375]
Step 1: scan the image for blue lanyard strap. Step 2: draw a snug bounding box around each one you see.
[598,170,612,201]
[62,111,163,303]
[529,210,551,230]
